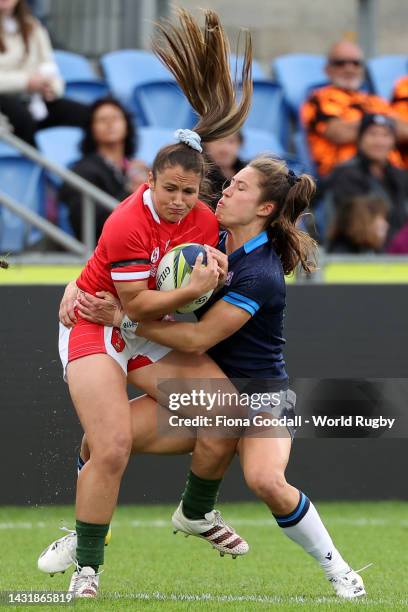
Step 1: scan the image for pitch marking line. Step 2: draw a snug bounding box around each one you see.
[0,517,407,529]
[100,592,408,606]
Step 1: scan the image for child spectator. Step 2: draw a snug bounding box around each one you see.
[327,195,389,254]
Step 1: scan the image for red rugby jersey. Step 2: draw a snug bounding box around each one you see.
[77,184,219,296]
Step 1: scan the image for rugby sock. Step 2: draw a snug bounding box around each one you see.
[273,491,349,577]
[182,470,222,519]
[75,520,110,573]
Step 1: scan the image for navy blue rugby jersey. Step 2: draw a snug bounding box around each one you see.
[198,230,288,385]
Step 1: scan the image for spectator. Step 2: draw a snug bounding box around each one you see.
[301,40,408,177]
[59,97,149,242]
[387,221,408,254]
[204,132,246,209]
[391,75,408,167]
[325,114,408,239]
[0,0,88,147]
[327,195,389,254]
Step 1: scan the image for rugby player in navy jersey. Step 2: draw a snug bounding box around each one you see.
[42,158,366,599]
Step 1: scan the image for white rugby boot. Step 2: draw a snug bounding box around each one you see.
[68,566,99,598]
[37,528,77,575]
[38,526,112,575]
[328,566,366,598]
[172,502,249,558]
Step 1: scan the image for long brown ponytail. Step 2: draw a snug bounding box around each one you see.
[153,9,252,142]
[249,157,317,275]
[151,9,253,180]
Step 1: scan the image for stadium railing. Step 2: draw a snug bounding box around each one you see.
[0,126,117,261]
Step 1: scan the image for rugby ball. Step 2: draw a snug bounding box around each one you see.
[156,243,214,313]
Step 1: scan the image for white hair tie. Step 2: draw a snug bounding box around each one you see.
[174,129,202,153]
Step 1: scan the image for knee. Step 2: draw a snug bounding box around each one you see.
[92,434,132,476]
[245,470,288,503]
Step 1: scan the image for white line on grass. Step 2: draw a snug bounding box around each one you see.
[100,592,408,606]
[1,517,407,530]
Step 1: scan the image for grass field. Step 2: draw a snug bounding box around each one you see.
[0,501,407,611]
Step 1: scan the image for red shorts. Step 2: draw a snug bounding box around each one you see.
[58,318,171,380]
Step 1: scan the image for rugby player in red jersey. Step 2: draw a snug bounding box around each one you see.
[41,9,253,597]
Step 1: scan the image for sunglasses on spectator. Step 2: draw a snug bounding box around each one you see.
[329,58,364,68]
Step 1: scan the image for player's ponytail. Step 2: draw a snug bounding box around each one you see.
[249,157,317,275]
[151,8,253,179]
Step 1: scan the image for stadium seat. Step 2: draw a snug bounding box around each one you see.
[100,50,175,110]
[0,140,20,157]
[0,156,45,252]
[243,81,290,149]
[36,127,82,182]
[293,129,316,176]
[272,53,327,114]
[54,50,109,104]
[131,81,196,129]
[137,127,175,166]
[367,55,408,100]
[54,50,99,82]
[229,54,268,81]
[240,128,285,160]
[64,81,110,105]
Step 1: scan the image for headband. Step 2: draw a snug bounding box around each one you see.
[174,129,203,153]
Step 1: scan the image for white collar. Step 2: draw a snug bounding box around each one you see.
[142,188,161,224]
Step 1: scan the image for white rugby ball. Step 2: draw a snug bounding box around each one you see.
[156,243,214,313]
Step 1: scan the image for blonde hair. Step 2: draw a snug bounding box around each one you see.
[249,157,317,274]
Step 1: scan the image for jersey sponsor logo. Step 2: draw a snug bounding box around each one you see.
[151,247,160,263]
[225,271,234,286]
[111,328,125,353]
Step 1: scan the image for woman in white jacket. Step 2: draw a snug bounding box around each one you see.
[0,0,88,146]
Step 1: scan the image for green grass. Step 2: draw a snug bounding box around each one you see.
[0,501,407,611]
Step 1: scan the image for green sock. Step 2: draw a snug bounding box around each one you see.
[76,520,110,572]
[182,470,222,519]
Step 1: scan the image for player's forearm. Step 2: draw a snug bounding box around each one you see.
[137,320,209,353]
[124,287,200,322]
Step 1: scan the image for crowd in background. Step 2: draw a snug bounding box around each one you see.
[1,0,408,254]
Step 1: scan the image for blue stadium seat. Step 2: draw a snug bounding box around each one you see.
[101,50,175,110]
[272,53,327,114]
[229,54,268,81]
[367,55,408,100]
[240,128,285,160]
[137,127,175,166]
[54,50,109,104]
[36,127,82,181]
[243,81,290,149]
[293,129,316,176]
[132,81,196,129]
[0,141,19,157]
[64,81,110,105]
[54,50,99,81]
[0,156,45,252]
